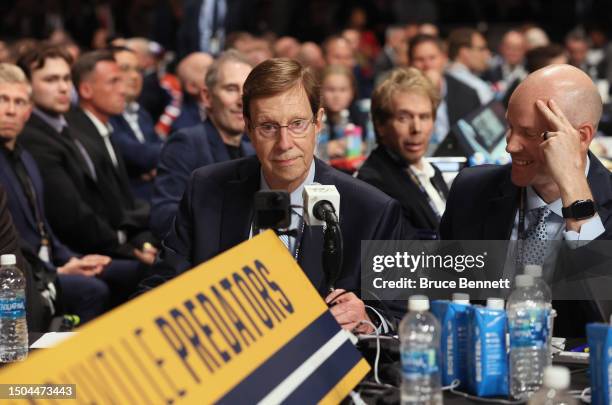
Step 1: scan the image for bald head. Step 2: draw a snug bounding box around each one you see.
[177,52,214,96]
[510,64,602,131]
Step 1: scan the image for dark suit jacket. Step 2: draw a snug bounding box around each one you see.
[0,184,49,332]
[66,108,150,235]
[19,113,123,255]
[150,119,255,238]
[110,108,163,201]
[109,108,162,176]
[358,146,449,233]
[0,147,75,267]
[445,73,482,126]
[440,153,612,336]
[170,96,201,134]
[140,157,405,300]
[176,0,255,58]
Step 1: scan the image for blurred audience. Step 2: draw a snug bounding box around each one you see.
[446,27,494,104]
[109,46,163,202]
[409,34,481,152]
[150,50,255,239]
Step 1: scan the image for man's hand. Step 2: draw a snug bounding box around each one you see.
[133,243,158,266]
[536,98,595,231]
[81,254,112,267]
[57,257,105,276]
[325,289,373,334]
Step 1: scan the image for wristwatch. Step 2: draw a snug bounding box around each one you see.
[561,199,596,220]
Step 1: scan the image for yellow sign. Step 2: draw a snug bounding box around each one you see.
[0,231,369,404]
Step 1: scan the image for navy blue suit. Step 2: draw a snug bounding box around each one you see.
[0,146,109,322]
[150,119,255,238]
[110,108,163,201]
[440,153,612,337]
[140,157,406,309]
[170,96,201,134]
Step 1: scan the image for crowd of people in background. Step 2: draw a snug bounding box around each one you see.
[1,10,612,333]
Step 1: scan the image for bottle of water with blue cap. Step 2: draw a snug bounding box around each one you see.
[400,295,442,405]
[0,254,28,362]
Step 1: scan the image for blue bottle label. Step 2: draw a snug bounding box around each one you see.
[401,349,439,380]
[0,294,26,319]
[509,308,550,348]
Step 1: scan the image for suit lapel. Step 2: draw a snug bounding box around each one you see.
[0,152,38,231]
[219,158,260,251]
[205,121,231,162]
[484,166,519,239]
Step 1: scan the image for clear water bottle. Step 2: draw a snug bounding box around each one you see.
[0,254,28,362]
[507,274,550,400]
[524,264,554,364]
[527,366,578,405]
[400,295,442,405]
[523,264,552,302]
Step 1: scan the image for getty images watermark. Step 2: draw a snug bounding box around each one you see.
[360,240,612,301]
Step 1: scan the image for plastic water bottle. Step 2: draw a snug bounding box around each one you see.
[507,274,550,400]
[527,366,578,405]
[316,115,330,162]
[0,254,28,362]
[400,295,442,405]
[523,264,554,364]
[523,264,552,302]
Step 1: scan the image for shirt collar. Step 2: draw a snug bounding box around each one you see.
[259,159,316,210]
[83,108,113,137]
[409,159,436,179]
[33,107,67,134]
[526,155,591,217]
[124,102,140,115]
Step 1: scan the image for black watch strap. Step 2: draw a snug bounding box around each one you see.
[561,199,596,220]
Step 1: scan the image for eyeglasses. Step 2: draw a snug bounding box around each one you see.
[254,117,316,139]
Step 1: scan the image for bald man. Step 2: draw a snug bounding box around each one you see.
[441,64,612,336]
[172,52,214,132]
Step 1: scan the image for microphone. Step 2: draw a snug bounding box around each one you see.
[303,185,341,226]
[303,185,343,291]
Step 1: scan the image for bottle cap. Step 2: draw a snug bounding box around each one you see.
[486,298,505,310]
[515,274,534,288]
[0,254,16,266]
[543,366,570,390]
[408,295,429,312]
[452,293,470,305]
[524,264,543,278]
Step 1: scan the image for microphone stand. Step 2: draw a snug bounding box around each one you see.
[314,201,343,291]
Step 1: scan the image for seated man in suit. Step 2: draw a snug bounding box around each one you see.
[441,64,612,336]
[140,58,407,333]
[17,46,152,303]
[0,63,137,320]
[409,34,482,152]
[150,50,255,239]
[109,46,163,202]
[66,50,158,264]
[358,67,448,235]
[170,51,214,133]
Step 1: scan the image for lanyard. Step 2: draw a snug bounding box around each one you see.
[518,187,526,240]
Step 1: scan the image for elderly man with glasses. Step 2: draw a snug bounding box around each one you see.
[139,58,409,333]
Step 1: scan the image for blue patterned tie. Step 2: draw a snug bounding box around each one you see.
[520,206,552,266]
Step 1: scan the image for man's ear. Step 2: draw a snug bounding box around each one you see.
[201,86,212,108]
[578,122,596,147]
[79,81,93,101]
[314,107,325,133]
